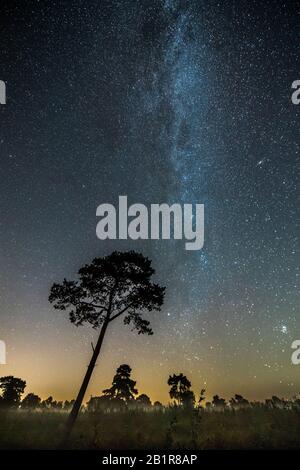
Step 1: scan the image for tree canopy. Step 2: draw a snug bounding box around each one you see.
[49,251,165,335]
[103,364,138,401]
[0,376,26,407]
[168,373,194,406]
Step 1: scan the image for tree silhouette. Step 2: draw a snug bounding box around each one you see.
[153,400,163,409]
[63,399,75,411]
[103,364,138,402]
[266,395,285,409]
[49,251,165,444]
[212,394,227,409]
[21,393,41,409]
[87,395,111,412]
[168,373,193,406]
[40,396,54,409]
[136,393,151,407]
[0,376,26,408]
[51,400,63,410]
[229,394,249,409]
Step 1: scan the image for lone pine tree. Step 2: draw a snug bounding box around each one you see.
[168,373,195,407]
[49,250,165,445]
[103,364,138,401]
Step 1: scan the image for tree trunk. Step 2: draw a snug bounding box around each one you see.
[58,319,109,448]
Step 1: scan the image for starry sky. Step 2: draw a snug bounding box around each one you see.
[0,0,299,404]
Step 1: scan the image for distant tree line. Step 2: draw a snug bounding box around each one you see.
[0,376,76,410]
[1,370,299,412]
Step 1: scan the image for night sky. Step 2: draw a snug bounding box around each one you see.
[0,0,299,404]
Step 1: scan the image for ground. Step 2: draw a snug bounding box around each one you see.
[0,406,299,449]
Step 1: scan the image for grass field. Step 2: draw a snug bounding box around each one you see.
[0,406,299,450]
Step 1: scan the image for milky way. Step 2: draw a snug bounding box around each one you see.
[0,0,299,402]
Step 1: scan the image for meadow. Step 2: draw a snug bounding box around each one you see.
[0,405,299,450]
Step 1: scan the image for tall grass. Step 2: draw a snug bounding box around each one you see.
[0,406,299,449]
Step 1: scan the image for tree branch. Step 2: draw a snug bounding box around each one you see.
[77,300,107,310]
[108,302,134,323]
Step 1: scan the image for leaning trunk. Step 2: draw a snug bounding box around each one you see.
[59,319,109,447]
